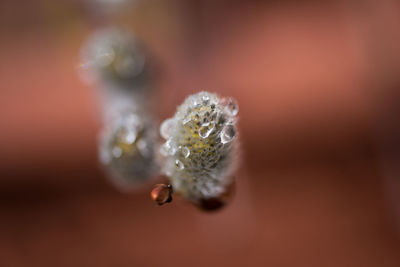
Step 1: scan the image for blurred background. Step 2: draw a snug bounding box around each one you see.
[1,0,400,266]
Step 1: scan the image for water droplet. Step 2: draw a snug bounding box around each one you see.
[180,146,190,158]
[199,124,215,138]
[122,130,137,144]
[175,159,184,170]
[191,98,201,108]
[165,139,177,155]
[160,118,175,139]
[220,124,236,144]
[223,97,239,116]
[202,95,210,104]
[112,146,123,158]
[182,116,192,125]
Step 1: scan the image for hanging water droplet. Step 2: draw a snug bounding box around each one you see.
[160,118,175,139]
[180,146,190,158]
[199,123,215,138]
[175,159,184,170]
[220,124,236,144]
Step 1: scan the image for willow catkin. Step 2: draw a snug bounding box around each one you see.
[160,91,239,203]
[99,112,158,191]
[80,27,149,90]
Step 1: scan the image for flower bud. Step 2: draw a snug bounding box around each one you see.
[160,92,239,205]
[80,27,149,90]
[99,112,158,191]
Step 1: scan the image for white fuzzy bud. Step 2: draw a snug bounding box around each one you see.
[160,92,239,203]
[99,112,158,191]
[80,27,148,90]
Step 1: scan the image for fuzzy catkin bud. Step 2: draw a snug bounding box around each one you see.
[80,27,149,90]
[160,91,239,203]
[99,112,158,191]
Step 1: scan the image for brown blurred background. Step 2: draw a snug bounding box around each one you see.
[1,0,400,266]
